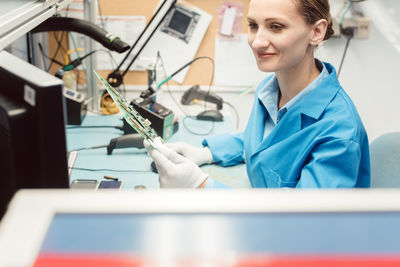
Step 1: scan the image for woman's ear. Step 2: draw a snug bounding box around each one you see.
[310,19,328,46]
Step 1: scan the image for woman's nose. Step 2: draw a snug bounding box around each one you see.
[250,29,270,50]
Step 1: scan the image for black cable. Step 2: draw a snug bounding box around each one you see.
[70,167,149,173]
[66,125,123,130]
[224,101,239,130]
[158,55,215,113]
[45,5,70,72]
[60,48,116,90]
[157,54,217,136]
[153,51,161,83]
[107,0,177,87]
[95,48,127,95]
[38,42,64,67]
[120,1,176,78]
[158,53,189,116]
[182,116,215,136]
[40,46,98,72]
[74,49,125,96]
[48,31,68,72]
[337,28,354,78]
[97,0,106,29]
[63,50,96,71]
[113,0,169,74]
[37,43,49,70]
[69,144,108,151]
[169,56,215,111]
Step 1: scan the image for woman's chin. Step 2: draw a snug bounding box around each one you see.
[256,64,276,73]
[255,59,279,72]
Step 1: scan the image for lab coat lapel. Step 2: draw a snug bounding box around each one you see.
[246,99,268,153]
[254,106,302,155]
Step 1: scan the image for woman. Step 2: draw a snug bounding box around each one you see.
[144,0,370,188]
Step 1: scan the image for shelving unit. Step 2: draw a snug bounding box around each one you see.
[0,0,73,51]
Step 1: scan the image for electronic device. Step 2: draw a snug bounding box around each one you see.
[70,179,98,190]
[0,51,69,218]
[2,190,400,266]
[181,85,224,121]
[130,99,176,140]
[98,180,123,190]
[160,4,200,44]
[196,109,224,122]
[181,85,223,110]
[63,87,87,125]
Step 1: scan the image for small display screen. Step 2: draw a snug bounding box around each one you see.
[65,90,75,97]
[168,10,191,34]
[148,102,164,113]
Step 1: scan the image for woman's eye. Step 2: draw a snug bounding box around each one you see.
[248,23,258,30]
[270,24,284,31]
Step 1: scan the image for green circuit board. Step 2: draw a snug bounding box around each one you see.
[94,71,159,146]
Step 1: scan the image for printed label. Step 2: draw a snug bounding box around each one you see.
[24,85,36,107]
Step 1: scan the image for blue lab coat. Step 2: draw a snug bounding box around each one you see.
[203,63,370,188]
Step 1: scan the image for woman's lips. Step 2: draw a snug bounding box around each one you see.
[257,52,276,59]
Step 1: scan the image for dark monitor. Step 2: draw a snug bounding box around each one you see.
[0,51,69,218]
[168,9,192,34]
[160,4,199,44]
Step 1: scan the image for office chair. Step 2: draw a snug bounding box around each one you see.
[370,132,400,188]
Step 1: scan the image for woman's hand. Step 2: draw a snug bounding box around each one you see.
[144,138,209,188]
[165,142,213,166]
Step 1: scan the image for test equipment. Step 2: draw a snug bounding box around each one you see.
[130,98,176,141]
[63,88,87,125]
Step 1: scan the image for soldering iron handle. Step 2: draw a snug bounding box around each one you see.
[107,134,144,155]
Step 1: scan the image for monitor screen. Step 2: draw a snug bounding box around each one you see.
[160,4,200,44]
[35,211,400,266]
[0,51,69,218]
[168,9,191,34]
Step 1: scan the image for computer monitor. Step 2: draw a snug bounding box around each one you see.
[0,51,69,218]
[1,190,400,266]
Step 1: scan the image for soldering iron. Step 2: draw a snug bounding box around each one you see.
[70,133,145,155]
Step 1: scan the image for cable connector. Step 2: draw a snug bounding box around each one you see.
[341,17,370,39]
[340,26,355,38]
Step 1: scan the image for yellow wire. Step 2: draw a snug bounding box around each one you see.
[64,48,84,65]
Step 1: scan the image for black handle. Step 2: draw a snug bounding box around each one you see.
[31,17,130,53]
[107,134,144,155]
[181,85,223,110]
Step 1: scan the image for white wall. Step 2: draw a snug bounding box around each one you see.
[317,0,400,142]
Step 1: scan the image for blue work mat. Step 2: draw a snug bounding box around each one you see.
[66,114,249,189]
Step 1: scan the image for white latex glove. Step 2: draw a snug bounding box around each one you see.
[165,142,213,166]
[144,137,209,188]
